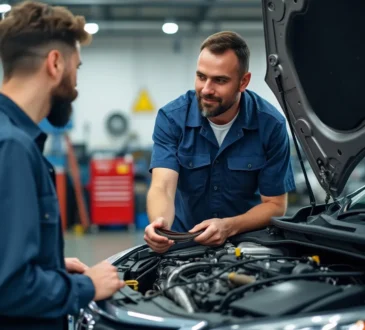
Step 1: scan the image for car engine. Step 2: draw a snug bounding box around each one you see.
[113,239,365,324]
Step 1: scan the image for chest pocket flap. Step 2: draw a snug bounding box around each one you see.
[177,154,211,193]
[178,153,211,169]
[228,155,266,171]
[38,195,60,267]
[39,195,59,223]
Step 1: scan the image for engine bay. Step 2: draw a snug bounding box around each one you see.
[107,236,365,327]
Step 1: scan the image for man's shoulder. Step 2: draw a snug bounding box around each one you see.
[160,90,195,116]
[247,89,286,125]
[0,112,38,157]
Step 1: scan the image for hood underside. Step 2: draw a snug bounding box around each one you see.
[262,0,365,197]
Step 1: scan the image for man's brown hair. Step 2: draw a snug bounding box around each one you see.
[0,0,91,78]
[200,31,250,76]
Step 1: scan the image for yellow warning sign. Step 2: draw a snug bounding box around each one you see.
[132,89,155,113]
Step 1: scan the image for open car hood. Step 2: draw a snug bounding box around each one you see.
[262,0,365,198]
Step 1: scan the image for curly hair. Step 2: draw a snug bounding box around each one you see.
[200,31,250,76]
[0,1,91,78]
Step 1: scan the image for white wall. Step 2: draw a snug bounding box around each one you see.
[0,32,282,150]
[71,33,282,150]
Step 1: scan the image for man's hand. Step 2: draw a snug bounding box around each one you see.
[144,217,174,253]
[84,260,125,301]
[65,257,89,274]
[190,218,230,246]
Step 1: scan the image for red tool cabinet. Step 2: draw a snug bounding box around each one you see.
[90,157,134,226]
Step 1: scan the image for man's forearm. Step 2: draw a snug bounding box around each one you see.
[225,201,286,237]
[147,186,175,228]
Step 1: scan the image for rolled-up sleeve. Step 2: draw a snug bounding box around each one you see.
[258,120,296,196]
[0,139,95,317]
[149,109,180,173]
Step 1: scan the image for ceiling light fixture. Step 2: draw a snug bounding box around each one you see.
[84,23,99,35]
[162,22,179,35]
[0,4,11,14]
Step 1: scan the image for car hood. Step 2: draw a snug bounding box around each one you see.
[262,0,365,198]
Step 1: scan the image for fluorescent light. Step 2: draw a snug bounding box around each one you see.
[162,22,178,34]
[0,4,11,13]
[84,23,99,34]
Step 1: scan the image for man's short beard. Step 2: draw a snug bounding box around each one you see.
[198,94,237,118]
[47,97,74,128]
[47,72,77,128]
[200,104,229,118]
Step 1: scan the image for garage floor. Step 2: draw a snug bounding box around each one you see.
[64,230,145,266]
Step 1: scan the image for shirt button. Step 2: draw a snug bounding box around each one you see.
[215,159,220,164]
[44,213,49,219]
[189,162,193,168]
[213,213,218,217]
[213,186,218,191]
[248,164,252,169]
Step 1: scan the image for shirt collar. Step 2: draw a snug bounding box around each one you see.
[187,90,258,130]
[0,93,47,150]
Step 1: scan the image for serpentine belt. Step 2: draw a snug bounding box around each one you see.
[155,228,204,243]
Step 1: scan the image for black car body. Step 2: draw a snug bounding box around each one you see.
[76,0,365,329]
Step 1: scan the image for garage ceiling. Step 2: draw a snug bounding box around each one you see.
[7,0,264,37]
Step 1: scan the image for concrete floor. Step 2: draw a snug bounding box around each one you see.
[64,230,145,266]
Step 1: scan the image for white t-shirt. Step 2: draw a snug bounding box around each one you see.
[208,112,239,146]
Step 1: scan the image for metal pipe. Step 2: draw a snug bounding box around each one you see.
[166,262,211,313]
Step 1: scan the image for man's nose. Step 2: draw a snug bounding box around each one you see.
[202,80,214,95]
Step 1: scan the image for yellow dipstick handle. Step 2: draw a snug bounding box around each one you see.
[312,255,320,265]
[125,280,139,291]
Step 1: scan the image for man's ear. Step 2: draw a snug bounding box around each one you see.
[239,72,251,92]
[46,50,64,82]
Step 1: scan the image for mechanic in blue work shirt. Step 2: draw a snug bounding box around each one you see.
[0,2,124,329]
[145,31,296,253]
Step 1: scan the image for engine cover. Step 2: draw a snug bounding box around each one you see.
[230,280,365,317]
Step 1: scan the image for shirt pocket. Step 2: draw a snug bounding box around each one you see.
[177,153,211,194]
[227,156,266,196]
[38,195,60,267]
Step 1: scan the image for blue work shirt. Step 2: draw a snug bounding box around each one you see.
[150,90,296,232]
[0,94,94,330]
